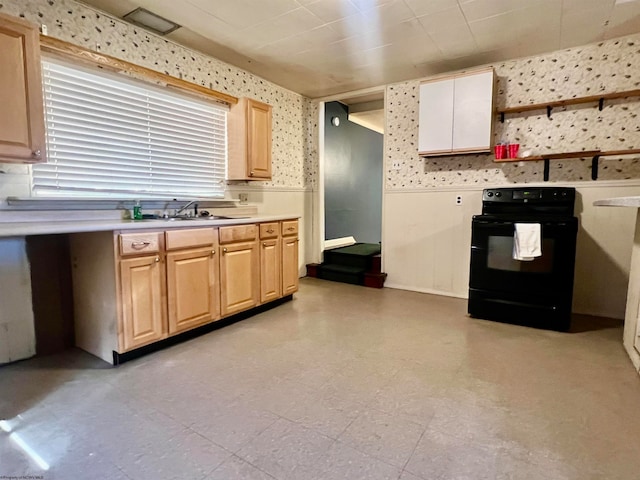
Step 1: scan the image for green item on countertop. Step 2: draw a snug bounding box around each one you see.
[133,201,142,220]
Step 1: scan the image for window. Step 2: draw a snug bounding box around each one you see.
[33,59,227,198]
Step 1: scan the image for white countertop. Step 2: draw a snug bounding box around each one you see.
[594,196,640,207]
[0,214,299,238]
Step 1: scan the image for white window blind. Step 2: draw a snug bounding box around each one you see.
[33,59,227,198]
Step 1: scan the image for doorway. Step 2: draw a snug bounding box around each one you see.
[321,93,384,250]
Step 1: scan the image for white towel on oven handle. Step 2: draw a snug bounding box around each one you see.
[513,223,542,261]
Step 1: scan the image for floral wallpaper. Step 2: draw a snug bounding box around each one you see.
[0,0,318,192]
[385,35,640,188]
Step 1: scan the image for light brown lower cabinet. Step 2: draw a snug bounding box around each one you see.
[260,238,281,303]
[260,221,281,304]
[119,254,166,350]
[167,247,219,334]
[220,240,259,316]
[70,219,298,364]
[165,227,219,335]
[282,221,299,296]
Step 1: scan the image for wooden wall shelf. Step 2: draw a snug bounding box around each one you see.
[494,148,640,181]
[496,88,640,122]
[494,150,601,163]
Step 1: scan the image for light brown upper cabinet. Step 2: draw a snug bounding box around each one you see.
[0,14,46,163]
[228,98,272,180]
[418,68,495,157]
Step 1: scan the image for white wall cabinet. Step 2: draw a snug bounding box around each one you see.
[419,68,495,156]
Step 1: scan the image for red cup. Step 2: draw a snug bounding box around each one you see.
[494,144,507,159]
[508,143,520,159]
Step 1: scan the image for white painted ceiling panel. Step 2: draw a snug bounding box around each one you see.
[304,0,360,22]
[77,0,640,97]
[187,0,300,29]
[244,8,324,47]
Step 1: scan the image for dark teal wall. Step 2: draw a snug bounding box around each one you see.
[324,101,383,244]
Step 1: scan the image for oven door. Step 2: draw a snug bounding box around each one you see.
[469,217,577,298]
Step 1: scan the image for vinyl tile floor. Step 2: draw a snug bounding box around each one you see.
[2,277,640,480]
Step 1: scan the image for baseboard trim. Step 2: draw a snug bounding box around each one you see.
[384,282,468,299]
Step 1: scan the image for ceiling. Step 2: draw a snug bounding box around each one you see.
[78,0,640,99]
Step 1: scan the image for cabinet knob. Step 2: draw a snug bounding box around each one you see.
[32,150,42,158]
[249,171,254,176]
[132,241,151,248]
[211,249,216,255]
[223,247,227,254]
[263,242,267,247]
[154,256,160,262]
[267,229,274,233]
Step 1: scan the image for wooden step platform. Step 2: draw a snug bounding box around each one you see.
[306,243,386,288]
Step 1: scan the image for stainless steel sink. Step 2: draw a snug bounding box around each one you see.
[138,215,250,222]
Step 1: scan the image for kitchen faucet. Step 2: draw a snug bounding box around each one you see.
[174,200,198,217]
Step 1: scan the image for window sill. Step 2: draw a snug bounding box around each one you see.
[4,197,239,211]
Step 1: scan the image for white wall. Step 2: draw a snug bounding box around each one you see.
[384,183,640,319]
[0,238,35,363]
[228,186,314,275]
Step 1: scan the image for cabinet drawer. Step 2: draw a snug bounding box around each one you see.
[219,224,257,244]
[166,228,216,250]
[281,220,298,237]
[260,222,279,239]
[119,232,161,256]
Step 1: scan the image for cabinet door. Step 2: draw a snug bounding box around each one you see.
[246,99,272,179]
[220,241,259,316]
[260,238,281,303]
[282,236,299,296]
[452,70,494,152]
[418,78,454,155]
[0,14,46,163]
[119,255,165,351]
[167,247,219,334]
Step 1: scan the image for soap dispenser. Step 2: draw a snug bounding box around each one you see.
[133,200,142,220]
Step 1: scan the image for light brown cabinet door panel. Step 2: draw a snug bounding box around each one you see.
[260,238,281,304]
[0,14,45,163]
[167,247,219,334]
[247,99,272,178]
[119,255,165,351]
[220,241,259,316]
[282,237,299,296]
[227,97,272,180]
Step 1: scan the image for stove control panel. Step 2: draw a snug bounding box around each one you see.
[483,187,574,203]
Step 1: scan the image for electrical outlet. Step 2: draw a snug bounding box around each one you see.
[455,195,462,206]
[238,193,248,204]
